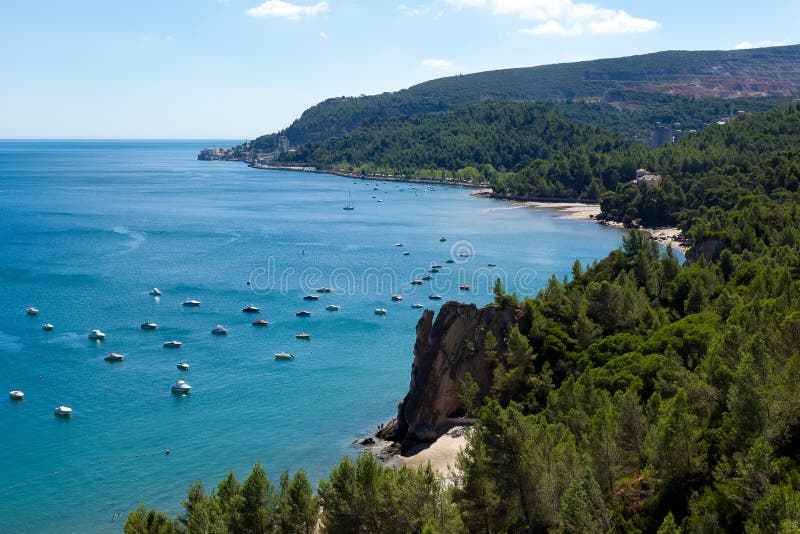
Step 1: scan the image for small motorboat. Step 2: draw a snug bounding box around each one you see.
[446,259,455,264]
[140,321,158,330]
[440,237,447,242]
[325,304,341,311]
[296,333,311,340]
[395,242,403,247]
[431,264,443,269]
[104,352,125,361]
[403,252,410,256]
[171,380,191,394]
[252,319,270,326]
[9,390,24,400]
[391,295,403,301]
[274,352,294,360]
[429,268,440,273]
[182,299,202,307]
[296,311,311,317]
[163,340,183,348]
[303,294,320,301]
[409,280,423,285]
[54,405,73,417]
[428,295,443,300]
[459,253,470,258]
[316,287,332,293]
[488,263,497,267]
[211,324,229,335]
[177,362,190,371]
[421,275,433,281]
[242,304,260,313]
[374,308,388,315]
[411,304,424,309]
[26,306,39,316]
[459,284,471,291]
[88,329,106,340]
[42,323,54,331]
[149,288,162,296]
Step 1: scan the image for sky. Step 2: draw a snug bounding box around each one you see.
[1,0,797,139]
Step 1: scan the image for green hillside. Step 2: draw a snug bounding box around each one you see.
[252,45,800,148]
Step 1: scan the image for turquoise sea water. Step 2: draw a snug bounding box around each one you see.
[0,141,633,532]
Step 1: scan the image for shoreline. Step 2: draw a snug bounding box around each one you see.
[220,160,692,254]
[483,193,691,253]
[359,425,470,480]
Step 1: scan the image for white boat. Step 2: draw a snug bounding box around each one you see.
[149,288,162,296]
[296,333,311,340]
[9,390,24,400]
[140,321,158,330]
[440,237,447,242]
[211,324,229,335]
[343,189,355,210]
[54,405,73,417]
[395,242,403,247]
[88,329,106,340]
[411,304,424,309]
[177,362,190,370]
[316,287,332,293]
[242,304,260,313]
[303,294,320,301]
[171,380,191,394]
[274,352,295,360]
[460,284,472,291]
[374,308,388,315]
[163,340,183,348]
[182,299,202,307]
[325,304,341,311]
[42,323,54,331]
[391,295,403,301]
[104,352,125,361]
[26,306,39,316]
[252,319,270,326]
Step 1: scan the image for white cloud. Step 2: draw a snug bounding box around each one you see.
[422,58,455,70]
[245,0,329,20]
[398,3,431,16]
[320,31,328,39]
[447,0,659,36]
[734,39,791,50]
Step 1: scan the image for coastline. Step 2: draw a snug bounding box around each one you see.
[219,160,691,254]
[477,191,691,253]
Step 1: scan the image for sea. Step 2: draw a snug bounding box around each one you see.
[0,140,648,532]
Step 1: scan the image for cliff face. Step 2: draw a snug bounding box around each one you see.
[394,301,520,442]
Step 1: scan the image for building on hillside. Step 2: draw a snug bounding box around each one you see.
[633,168,663,187]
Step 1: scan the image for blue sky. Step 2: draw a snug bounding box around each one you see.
[1,0,797,139]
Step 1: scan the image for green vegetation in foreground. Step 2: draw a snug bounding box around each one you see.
[251,45,800,148]
[128,105,800,532]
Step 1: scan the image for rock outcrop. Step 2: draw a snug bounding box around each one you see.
[392,301,520,443]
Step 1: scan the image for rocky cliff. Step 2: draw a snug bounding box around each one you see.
[391,301,521,443]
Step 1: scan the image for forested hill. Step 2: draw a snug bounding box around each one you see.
[282,100,636,196]
[252,44,800,148]
[601,103,800,228]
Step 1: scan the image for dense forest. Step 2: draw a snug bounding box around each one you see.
[251,45,800,148]
[282,101,637,199]
[127,104,800,532]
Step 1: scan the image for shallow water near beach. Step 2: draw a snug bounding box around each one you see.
[0,140,642,531]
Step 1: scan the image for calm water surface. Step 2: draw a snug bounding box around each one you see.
[0,141,633,532]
